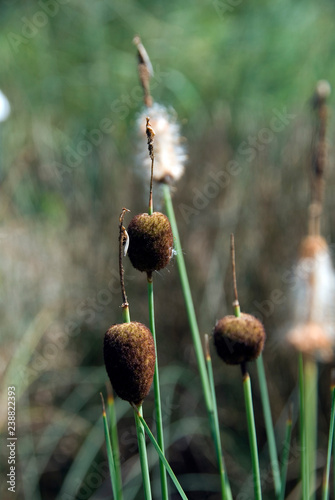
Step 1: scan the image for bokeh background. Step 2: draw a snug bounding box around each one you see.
[1,0,335,499]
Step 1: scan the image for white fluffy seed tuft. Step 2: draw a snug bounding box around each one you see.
[137,103,187,184]
[286,237,335,361]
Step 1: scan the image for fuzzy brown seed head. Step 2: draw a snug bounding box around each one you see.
[299,235,328,259]
[103,321,156,405]
[127,212,173,273]
[213,313,266,365]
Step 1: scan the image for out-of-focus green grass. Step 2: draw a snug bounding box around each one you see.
[1,0,335,498]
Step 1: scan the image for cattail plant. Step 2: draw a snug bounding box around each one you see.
[133,37,233,498]
[102,168,188,499]
[104,209,156,404]
[134,35,186,187]
[127,116,174,499]
[103,208,155,500]
[212,234,265,500]
[286,80,334,500]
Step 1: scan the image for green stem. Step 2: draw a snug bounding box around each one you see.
[134,404,152,500]
[242,366,262,500]
[163,184,213,416]
[299,353,309,500]
[132,404,188,500]
[256,354,281,498]
[205,336,232,500]
[233,304,241,317]
[101,394,118,499]
[163,184,225,484]
[322,383,335,500]
[279,408,293,500]
[107,391,123,500]
[305,357,318,499]
[147,276,169,500]
[122,305,131,324]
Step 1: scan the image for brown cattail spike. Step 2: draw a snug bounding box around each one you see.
[134,35,153,108]
[309,80,331,236]
[104,321,156,405]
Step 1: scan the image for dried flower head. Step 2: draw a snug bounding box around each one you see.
[213,313,266,365]
[286,235,335,361]
[127,212,173,273]
[104,321,156,405]
[294,236,335,325]
[137,103,187,184]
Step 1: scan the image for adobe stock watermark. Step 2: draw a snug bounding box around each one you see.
[54,64,169,181]
[59,460,110,500]
[6,0,70,53]
[213,0,243,19]
[178,106,296,224]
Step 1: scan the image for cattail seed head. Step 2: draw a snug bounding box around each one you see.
[137,103,187,184]
[127,212,173,273]
[286,234,335,361]
[213,313,266,365]
[103,321,156,405]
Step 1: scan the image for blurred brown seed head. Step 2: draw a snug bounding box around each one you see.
[103,321,156,405]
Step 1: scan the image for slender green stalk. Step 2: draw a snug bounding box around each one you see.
[299,353,309,499]
[256,354,281,498]
[305,357,318,499]
[322,381,335,500]
[163,184,213,415]
[279,406,293,500]
[205,335,232,500]
[132,404,188,500]
[242,366,262,500]
[147,276,169,500]
[100,394,118,499]
[163,184,227,486]
[107,391,123,500]
[134,404,152,500]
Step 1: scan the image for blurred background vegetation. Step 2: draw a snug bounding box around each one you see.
[1,0,335,498]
